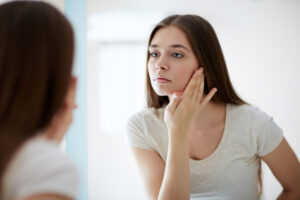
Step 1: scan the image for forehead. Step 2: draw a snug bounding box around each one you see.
[150,26,192,49]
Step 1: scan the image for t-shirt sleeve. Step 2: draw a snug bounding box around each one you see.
[16,157,79,199]
[7,140,79,200]
[125,114,153,150]
[251,108,284,157]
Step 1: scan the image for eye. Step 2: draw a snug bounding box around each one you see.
[172,52,183,58]
[149,52,159,57]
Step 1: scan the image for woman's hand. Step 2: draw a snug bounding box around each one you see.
[164,68,217,135]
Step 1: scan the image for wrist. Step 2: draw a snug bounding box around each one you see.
[168,125,189,133]
[168,128,188,141]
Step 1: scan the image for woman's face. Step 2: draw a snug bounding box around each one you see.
[148,25,199,96]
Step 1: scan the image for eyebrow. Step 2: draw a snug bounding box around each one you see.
[149,44,190,52]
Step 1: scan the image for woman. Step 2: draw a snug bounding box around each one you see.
[126,14,300,200]
[0,1,78,200]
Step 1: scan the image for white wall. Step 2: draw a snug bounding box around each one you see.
[87,0,300,199]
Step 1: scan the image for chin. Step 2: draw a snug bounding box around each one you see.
[152,83,185,96]
[154,88,176,96]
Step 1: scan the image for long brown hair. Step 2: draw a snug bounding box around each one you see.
[146,14,247,108]
[145,14,262,194]
[0,1,74,184]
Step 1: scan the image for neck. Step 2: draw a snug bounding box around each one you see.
[190,101,226,129]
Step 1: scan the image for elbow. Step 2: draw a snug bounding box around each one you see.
[158,193,189,200]
[277,188,300,200]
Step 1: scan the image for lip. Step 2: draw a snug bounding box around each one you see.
[154,76,171,83]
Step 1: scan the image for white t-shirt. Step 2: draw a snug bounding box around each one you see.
[1,135,79,200]
[126,104,283,200]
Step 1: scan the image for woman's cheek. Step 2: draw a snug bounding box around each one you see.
[178,70,194,92]
[147,65,155,79]
[172,74,191,93]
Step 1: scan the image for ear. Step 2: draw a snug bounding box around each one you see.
[64,76,77,109]
[42,76,78,143]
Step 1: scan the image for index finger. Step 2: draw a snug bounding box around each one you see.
[183,68,202,99]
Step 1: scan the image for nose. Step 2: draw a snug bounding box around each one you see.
[155,58,169,71]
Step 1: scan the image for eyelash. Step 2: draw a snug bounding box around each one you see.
[149,52,184,58]
[149,52,158,57]
[172,53,183,58]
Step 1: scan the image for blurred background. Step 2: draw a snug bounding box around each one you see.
[4,0,300,199]
[86,1,300,199]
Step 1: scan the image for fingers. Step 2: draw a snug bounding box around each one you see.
[167,93,181,114]
[201,88,218,106]
[183,69,201,101]
[173,92,183,99]
[171,66,217,114]
[195,68,204,102]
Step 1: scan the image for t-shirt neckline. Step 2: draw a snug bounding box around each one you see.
[189,103,231,164]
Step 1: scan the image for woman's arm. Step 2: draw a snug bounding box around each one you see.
[158,128,190,200]
[131,129,190,200]
[159,68,217,200]
[20,194,72,200]
[131,68,217,200]
[261,138,300,200]
[131,148,164,199]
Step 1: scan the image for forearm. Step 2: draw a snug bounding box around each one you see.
[158,129,190,200]
[277,189,300,200]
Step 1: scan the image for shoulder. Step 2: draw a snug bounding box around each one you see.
[229,103,272,123]
[228,103,283,136]
[229,103,258,116]
[227,104,283,156]
[17,136,77,173]
[2,136,78,200]
[125,107,167,150]
[127,107,164,127]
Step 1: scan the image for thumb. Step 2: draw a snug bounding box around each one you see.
[173,92,183,99]
[167,94,181,113]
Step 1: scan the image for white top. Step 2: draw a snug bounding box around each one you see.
[1,135,79,200]
[126,104,283,200]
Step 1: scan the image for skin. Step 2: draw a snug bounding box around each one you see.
[148,26,199,96]
[131,26,300,200]
[261,139,300,200]
[20,194,72,200]
[43,76,78,143]
[18,76,78,200]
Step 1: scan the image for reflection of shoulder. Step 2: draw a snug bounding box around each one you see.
[230,103,273,126]
[2,136,78,200]
[129,107,165,125]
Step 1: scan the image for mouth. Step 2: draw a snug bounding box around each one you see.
[154,77,171,83]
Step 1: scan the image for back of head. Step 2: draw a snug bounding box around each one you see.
[0,0,74,184]
[145,14,246,108]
